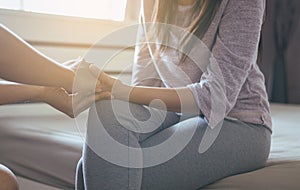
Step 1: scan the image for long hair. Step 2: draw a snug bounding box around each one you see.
[142,0,264,64]
[143,0,221,63]
[152,0,221,39]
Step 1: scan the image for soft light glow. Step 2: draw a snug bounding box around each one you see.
[0,0,20,10]
[0,0,128,21]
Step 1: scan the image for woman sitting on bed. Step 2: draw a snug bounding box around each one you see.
[0,24,110,190]
[76,0,272,189]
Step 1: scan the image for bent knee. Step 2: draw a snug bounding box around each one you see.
[91,100,150,129]
[0,165,19,190]
[94,100,146,116]
[88,100,144,145]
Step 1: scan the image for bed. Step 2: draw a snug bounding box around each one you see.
[0,103,299,190]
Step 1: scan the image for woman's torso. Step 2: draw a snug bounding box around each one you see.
[132,0,272,130]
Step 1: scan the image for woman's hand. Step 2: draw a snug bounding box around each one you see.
[89,64,118,92]
[39,86,111,118]
[62,58,102,94]
[63,58,117,96]
[87,64,199,114]
[88,64,131,101]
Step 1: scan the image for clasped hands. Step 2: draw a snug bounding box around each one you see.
[41,58,119,118]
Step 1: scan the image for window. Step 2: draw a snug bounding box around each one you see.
[0,0,128,21]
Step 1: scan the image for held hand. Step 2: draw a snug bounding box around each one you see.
[88,64,129,100]
[89,64,117,92]
[63,58,102,94]
[39,87,111,118]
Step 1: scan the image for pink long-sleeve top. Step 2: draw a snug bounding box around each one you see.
[132,0,272,131]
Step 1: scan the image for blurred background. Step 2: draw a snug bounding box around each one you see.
[259,0,300,104]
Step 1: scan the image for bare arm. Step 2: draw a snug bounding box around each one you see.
[131,86,199,114]
[0,81,111,118]
[0,81,43,105]
[91,65,200,114]
[0,24,74,92]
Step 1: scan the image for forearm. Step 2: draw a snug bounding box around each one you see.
[113,81,199,114]
[91,68,199,113]
[0,25,74,91]
[0,82,44,105]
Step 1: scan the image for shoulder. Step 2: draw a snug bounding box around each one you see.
[224,0,265,15]
[219,0,266,27]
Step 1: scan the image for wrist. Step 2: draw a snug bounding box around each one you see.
[63,69,75,93]
[99,72,116,91]
[111,80,131,101]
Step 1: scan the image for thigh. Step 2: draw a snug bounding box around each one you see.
[86,99,180,145]
[78,100,181,189]
[140,118,271,190]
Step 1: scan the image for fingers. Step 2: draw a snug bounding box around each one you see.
[89,64,102,78]
[72,63,99,93]
[94,91,112,101]
[72,91,112,117]
[44,86,111,118]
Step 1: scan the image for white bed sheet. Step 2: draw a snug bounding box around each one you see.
[0,103,300,190]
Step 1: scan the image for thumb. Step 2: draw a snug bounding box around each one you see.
[89,64,101,78]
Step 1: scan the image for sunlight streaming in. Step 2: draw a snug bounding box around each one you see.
[0,0,128,21]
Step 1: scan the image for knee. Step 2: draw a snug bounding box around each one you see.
[87,100,141,145]
[0,165,19,190]
[88,100,117,131]
[92,99,150,126]
[94,100,114,115]
[90,100,138,130]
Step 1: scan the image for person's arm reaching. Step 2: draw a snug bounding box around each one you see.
[0,81,43,105]
[0,81,111,118]
[0,25,110,117]
[0,24,74,92]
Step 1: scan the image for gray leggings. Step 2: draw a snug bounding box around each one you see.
[76,100,271,190]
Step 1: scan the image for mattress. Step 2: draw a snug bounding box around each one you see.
[0,103,299,190]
